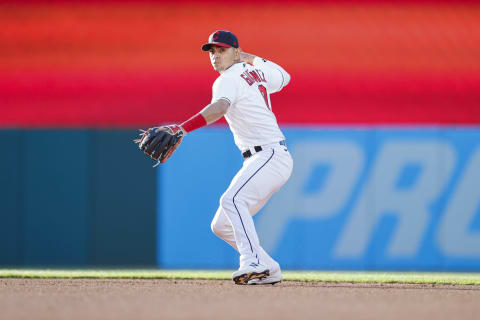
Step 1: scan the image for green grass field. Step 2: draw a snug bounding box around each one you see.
[1,269,480,286]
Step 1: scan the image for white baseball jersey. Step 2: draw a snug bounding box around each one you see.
[211,57,290,150]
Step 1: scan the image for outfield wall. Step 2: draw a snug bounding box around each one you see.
[2,127,479,270]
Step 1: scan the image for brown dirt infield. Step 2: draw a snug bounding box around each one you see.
[1,279,479,320]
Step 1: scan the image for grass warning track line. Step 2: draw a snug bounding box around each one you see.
[1,269,480,286]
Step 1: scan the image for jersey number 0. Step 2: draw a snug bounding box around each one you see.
[258,85,270,110]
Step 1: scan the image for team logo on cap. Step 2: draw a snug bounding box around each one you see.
[213,32,220,41]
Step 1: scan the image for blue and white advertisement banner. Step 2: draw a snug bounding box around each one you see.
[159,127,480,271]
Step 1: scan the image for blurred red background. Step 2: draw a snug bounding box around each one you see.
[1,0,479,127]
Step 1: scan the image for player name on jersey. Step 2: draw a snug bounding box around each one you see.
[240,69,267,86]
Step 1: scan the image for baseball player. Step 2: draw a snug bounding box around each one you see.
[137,30,292,285]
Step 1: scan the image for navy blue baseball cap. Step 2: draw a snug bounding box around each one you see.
[201,30,239,51]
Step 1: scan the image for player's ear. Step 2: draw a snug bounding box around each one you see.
[235,48,241,60]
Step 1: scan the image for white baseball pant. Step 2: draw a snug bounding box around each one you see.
[211,141,293,267]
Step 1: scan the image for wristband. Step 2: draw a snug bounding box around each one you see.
[181,113,207,133]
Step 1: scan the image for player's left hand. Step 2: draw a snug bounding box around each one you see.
[134,124,185,166]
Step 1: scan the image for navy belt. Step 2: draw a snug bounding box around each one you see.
[242,140,286,159]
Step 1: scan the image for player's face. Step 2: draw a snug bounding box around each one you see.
[209,46,238,73]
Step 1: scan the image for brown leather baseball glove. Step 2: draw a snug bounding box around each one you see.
[135,124,185,166]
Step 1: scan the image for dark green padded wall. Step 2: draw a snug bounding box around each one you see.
[0,130,23,264]
[23,130,90,265]
[0,129,157,266]
[89,130,157,265]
